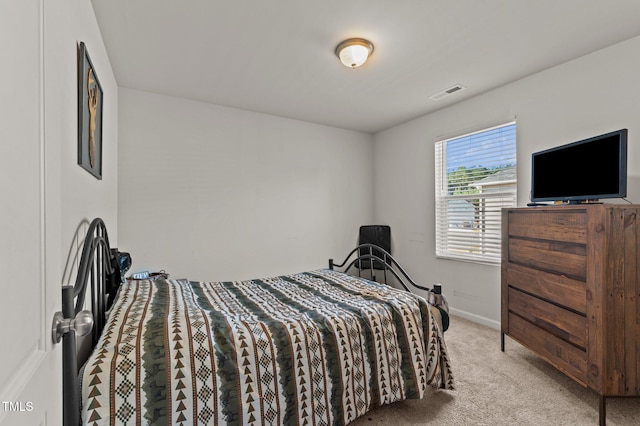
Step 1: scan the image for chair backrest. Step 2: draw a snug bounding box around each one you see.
[357,225,391,270]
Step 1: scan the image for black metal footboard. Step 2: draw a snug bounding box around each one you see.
[329,244,440,293]
[329,244,449,330]
[51,218,116,426]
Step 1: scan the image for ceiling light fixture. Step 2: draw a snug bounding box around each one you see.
[335,38,374,69]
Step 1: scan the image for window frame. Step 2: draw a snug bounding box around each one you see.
[434,120,517,265]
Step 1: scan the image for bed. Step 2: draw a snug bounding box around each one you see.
[54,219,453,425]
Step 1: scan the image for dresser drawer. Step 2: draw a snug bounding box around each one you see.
[508,287,586,349]
[508,313,587,385]
[505,263,586,314]
[507,209,587,244]
[507,237,586,280]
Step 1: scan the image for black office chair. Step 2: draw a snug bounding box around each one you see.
[356,225,391,276]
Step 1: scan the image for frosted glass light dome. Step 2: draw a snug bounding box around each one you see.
[335,38,374,69]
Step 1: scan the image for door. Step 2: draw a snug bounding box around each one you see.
[0,0,61,424]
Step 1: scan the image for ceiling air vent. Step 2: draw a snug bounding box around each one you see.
[429,84,467,101]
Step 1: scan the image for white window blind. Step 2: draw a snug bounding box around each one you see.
[434,121,517,264]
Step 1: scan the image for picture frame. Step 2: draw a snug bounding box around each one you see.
[77,42,103,180]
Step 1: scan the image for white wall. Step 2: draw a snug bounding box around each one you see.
[45,0,119,416]
[46,0,119,286]
[118,88,373,282]
[373,35,640,328]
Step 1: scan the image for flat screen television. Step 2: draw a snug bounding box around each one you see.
[531,129,628,203]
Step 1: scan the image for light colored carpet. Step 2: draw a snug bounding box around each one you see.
[350,315,640,425]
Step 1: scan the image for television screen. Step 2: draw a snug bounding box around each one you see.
[531,129,627,203]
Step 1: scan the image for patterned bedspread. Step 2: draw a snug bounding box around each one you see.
[81,269,454,425]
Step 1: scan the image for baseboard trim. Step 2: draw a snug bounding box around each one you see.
[449,307,500,330]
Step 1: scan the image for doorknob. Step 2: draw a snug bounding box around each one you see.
[51,310,94,344]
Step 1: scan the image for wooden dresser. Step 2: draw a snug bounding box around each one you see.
[501,205,640,425]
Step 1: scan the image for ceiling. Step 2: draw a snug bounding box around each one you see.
[91,0,640,134]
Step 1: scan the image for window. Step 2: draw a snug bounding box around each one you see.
[434,121,517,264]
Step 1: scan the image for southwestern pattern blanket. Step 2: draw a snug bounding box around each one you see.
[81,269,454,425]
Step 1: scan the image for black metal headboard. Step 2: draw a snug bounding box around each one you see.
[51,218,116,426]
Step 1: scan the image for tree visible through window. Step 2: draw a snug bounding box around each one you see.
[434,121,517,264]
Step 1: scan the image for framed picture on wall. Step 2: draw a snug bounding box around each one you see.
[77,41,103,180]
